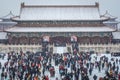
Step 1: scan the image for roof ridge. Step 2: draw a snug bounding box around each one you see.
[23,5,98,8]
[21,2,98,8]
[103,10,117,19]
[1,11,15,19]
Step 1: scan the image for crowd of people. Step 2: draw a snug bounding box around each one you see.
[0,43,120,80]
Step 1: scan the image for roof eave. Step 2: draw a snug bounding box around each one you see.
[11,18,108,22]
[5,31,115,33]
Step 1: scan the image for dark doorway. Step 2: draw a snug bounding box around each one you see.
[51,36,67,46]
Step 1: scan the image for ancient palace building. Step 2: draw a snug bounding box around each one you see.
[5,2,116,45]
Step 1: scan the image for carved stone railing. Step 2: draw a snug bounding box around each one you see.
[0,44,42,53]
[0,43,120,53]
[78,43,120,53]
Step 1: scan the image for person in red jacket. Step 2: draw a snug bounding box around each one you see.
[45,75,49,80]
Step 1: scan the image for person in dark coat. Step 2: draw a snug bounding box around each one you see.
[84,74,89,80]
[93,74,97,80]
[89,68,92,75]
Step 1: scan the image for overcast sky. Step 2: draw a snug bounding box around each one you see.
[0,0,119,20]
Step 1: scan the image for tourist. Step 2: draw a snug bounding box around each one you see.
[89,68,92,75]
[1,71,4,80]
[0,62,1,69]
[119,59,120,64]
[118,72,120,80]
[93,74,97,80]
[56,77,58,80]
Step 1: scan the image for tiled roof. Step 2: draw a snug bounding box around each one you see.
[12,3,107,21]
